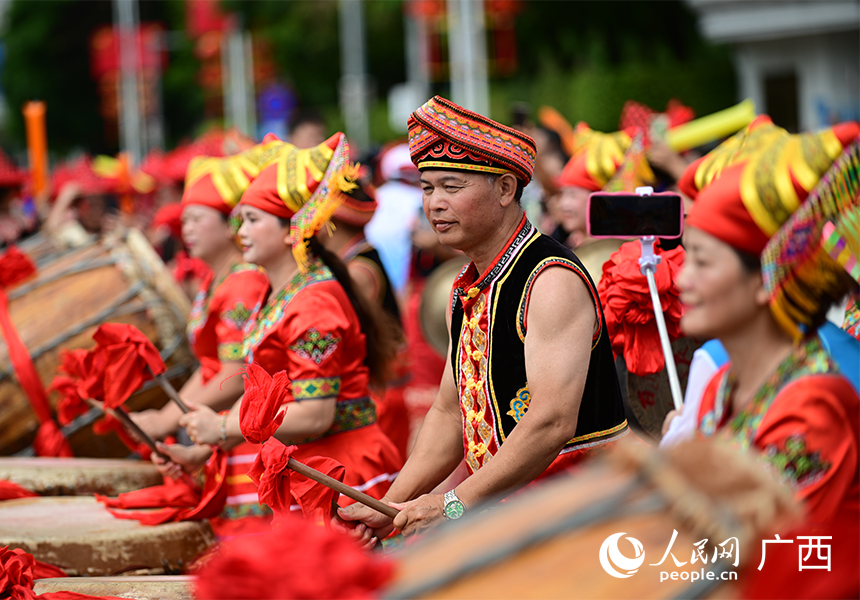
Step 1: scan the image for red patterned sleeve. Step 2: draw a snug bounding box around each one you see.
[213,268,269,363]
[280,286,352,402]
[753,375,860,524]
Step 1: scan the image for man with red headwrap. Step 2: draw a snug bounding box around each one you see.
[338,96,627,540]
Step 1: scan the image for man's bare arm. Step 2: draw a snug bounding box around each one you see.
[387,266,596,536]
[453,266,595,506]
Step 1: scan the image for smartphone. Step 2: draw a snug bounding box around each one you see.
[587,192,684,239]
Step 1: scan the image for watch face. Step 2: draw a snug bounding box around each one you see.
[444,500,465,520]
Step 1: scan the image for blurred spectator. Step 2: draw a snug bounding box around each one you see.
[288,108,327,149]
[0,149,36,248]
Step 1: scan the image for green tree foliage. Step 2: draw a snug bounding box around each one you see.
[1,0,111,154]
[0,0,202,155]
[494,0,737,131]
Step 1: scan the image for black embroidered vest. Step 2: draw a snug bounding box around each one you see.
[450,217,627,471]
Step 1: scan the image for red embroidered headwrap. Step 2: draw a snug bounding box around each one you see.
[680,115,860,255]
[240,132,355,270]
[332,176,377,227]
[408,95,536,183]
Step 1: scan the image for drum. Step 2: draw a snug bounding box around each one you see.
[385,441,763,600]
[0,228,194,457]
[15,229,93,268]
[0,497,215,576]
[419,256,469,358]
[620,336,703,443]
[33,576,194,600]
[0,457,162,496]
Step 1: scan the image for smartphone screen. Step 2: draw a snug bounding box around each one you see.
[587,192,684,239]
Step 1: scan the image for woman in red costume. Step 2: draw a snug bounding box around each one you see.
[133,148,271,535]
[668,116,860,599]
[176,132,403,509]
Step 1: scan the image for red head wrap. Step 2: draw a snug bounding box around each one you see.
[408,95,536,183]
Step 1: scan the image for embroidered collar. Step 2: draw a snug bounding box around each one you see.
[712,336,834,448]
[243,257,333,357]
[188,262,261,341]
[453,213,533,302]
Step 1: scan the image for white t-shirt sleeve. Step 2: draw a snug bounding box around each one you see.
[658,347,720,448]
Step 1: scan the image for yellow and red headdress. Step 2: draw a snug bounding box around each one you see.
[557,123,654,192]
[680,115,860,256]
[407,96,537,184]
[240,132,355,270]
[680,115,860,340]
[181,143,269,215]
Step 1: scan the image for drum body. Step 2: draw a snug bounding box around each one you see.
[0,457,162,496]
[33,576,194,600]
[0,229,193,456]
[387,462,737,599]
[0,497,214,576]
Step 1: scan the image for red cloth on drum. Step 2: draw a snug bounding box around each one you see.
[0,546,125,600]
[193,520,393,600]
[97,447,229,526]
[0,480,37,500]
[186,264,268,384]
[242,258,402,504]
[0,286,72,458]
[695,336,860,599]
[88,324,165,409]
[0,246,36,288]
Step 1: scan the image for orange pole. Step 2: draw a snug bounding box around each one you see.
[118,152,134,216]
[22,101,48,200]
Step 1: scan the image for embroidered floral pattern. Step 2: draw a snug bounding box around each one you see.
[292,377,342,400]
[221,302,253,331]
[243,258,332,363]
[458,293,494,473]
[763,434,831,489]
[290,328,341,365]
[293,396,377,443]
[218,341,245,361]
[507,386,530,422]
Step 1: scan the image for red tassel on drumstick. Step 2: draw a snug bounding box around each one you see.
[240,364,399,521]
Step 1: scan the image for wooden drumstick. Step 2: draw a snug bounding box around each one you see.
[147,368,191,414]
[84,399,169,462]
[287,457,399,519]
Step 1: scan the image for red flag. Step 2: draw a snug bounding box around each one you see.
[290,455,345,526]
[89,324,166,409]
[239,363,288,444]
[248,439,347,526]
[247,439,296,524]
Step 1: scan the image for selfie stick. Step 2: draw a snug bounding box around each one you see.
[635,187,684,411]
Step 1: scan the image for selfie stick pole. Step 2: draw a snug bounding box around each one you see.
[635,188,684,411]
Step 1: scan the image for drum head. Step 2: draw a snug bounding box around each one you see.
[419,256,469,358]
[621,336,703,443]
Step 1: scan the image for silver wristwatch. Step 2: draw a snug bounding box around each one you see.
[443,489,465,520]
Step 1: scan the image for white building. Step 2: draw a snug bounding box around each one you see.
[686,0,860,132]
